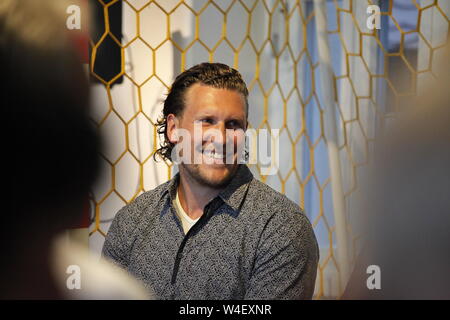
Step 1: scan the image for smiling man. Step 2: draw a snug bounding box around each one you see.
[102,63,319,299]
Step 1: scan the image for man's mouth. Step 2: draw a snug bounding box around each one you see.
[202,149,225,160]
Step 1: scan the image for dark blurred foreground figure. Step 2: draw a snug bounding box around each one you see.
[1,0,149,299]
[343,44,450,299]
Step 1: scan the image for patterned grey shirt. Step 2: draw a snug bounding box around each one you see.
[102,164,319,300]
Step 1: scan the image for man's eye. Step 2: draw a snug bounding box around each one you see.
[227,121,241,129]
[201,118,214,124]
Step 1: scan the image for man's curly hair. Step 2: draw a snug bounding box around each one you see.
[155,62,249,162]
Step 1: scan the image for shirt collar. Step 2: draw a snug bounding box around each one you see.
[217,164,253,212]
[160,164,253,214]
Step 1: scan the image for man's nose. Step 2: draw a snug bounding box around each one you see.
[209,122,227,145]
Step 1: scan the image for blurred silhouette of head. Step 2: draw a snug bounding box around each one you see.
[1,0,100,297]
[344,43,450,299]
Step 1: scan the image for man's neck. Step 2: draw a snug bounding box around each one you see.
[177,169,223,220]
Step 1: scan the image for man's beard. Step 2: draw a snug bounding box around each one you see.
[180,162,239,189]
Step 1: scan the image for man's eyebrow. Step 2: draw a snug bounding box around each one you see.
[195,114,216,120]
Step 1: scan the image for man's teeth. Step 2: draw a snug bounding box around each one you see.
[203,150,225,159]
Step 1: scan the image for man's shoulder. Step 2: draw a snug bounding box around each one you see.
[246,178,317,252]
[248,178,304,217]
[114,179,171,222]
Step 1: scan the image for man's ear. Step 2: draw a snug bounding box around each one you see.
[166,114,179,143]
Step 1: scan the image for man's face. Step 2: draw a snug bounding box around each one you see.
[170,83,247,189]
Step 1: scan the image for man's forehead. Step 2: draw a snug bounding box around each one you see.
[185,83,243,99]
[183,83,247,114]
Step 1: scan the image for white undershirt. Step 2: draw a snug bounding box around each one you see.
[173,190,200,235]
